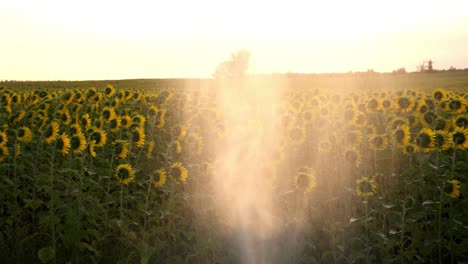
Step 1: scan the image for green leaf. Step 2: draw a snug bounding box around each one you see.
[38,247,55,263]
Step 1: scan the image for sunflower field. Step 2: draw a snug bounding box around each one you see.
[0,83,467,263]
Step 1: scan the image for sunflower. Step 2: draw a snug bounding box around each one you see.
[120,114,133,129]
[102,106,116,122]
[56,133,71,156]
[80,114,92,129]
[318,140,332,153]
[172,124,188,141]
[131,126,146,148]
[294,167,317,193]
[446,180,461,198]
[69,123,83,136]
[369,134,389,151]
[171,140,182,155]
[287,125,306,145]
[156,90,173,106]
[356,177,378,198]
[452,114,468,129]
[381,99,394,111]
[16,126,33,143]
[0,145,9,161]
[60,91,74,104]
[43,121,60,144]
[388,117,408,131]
[432,88,448,102]
[344,147,362,167]
[367,97,382,112]
[89,127,107,148]
[344,130,362,148]
[353,112,368,128]
[115,163,136,185]
[145,140,155,159]
[415,128,436,152]
[420,111,436,127]
[104,84,115,97]
[10,110,26,125]
[112,140,129,159]
[447,97,468,114]
[153,169,167,187]
[156,109,167,129]
[108,117,121,133]
[434,117,449,131]
[87,140,97,158]
[0,130,8,146]
[401,143,419,155]
[452,127,468,150]
[15,143,21,157]
[148,105,159,117]
[70,132,87,154]
[58,110,71,125]
[395,96,414,112]
[170,162,188,183]
[393,125,411,146]
[417,102,430,115]
[131,114,146,130]
[434,130,452,151]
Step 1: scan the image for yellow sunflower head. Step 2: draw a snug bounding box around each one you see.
[87,140,97,158]
[104,84,115,97]
[287,125,306,145]
[69,123,83,136]
[415,128,436,152]
[115,163,136,185]
[80,113,92,129]
[131,126,146,148]
[16,126,33,143]
[432,88,448,102]
[395,96,414,112]
[369,134,389,151]
[434,130,452,151]
[113,140,129,159]
[446,180,461,198]
[109,117,121,133]
[344,147,362,167]
[170,162,188,183]
[70,132,87,154]
[43,121,60,144]
[120,115,133,129]
[0,145,9,161]
[145,140,155,159]
[156,109,167,129]
[452,114,468,129]
[452,127,468,150]
[393,125,411,147]
[56,132,71,156]
[0,130,8,146]
[89,127,107,148]
[153,169,167,188]
[294,167,317,193]
[356,176,378,198]
[102,106,116,122]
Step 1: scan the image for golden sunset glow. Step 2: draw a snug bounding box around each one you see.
[1,0,468,80]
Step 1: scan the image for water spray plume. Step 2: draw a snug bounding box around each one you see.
[210,75,286,263]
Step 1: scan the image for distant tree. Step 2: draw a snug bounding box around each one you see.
[392,67,407,75]
[213,49,250,79]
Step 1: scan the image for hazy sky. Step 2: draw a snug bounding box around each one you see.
[1,0,468,80]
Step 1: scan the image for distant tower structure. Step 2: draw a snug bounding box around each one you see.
[418,59,434,73]
[427,59,433,72]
